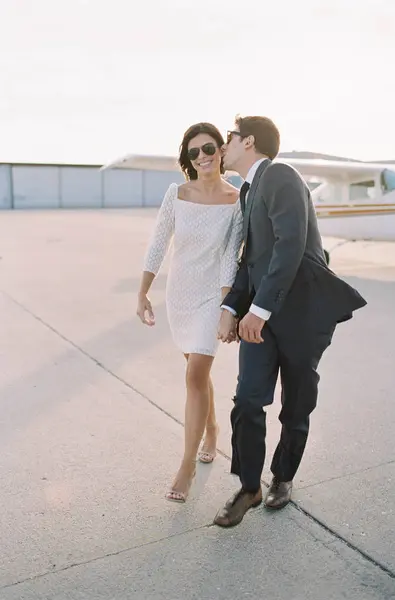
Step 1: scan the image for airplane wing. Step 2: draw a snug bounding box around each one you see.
[100,154,178,172]
[283,159,393,183]
[101,153,395,182]
[100,154,395,218]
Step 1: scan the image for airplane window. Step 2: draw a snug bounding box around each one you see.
[381,169,395,192]
[350,180,375,201]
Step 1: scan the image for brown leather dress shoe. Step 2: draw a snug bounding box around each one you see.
[264,478,293,509]
[214,488,262,528]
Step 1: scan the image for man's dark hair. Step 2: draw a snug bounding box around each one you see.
[235,115,280,160]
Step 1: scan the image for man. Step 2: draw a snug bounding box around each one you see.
[214,115,367,527]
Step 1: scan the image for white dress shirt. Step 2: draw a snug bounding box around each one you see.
[222,159,272,321]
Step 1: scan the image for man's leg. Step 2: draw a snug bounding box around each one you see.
[214,327,279,527]
[231,326,279,491]
[269,325,336,496]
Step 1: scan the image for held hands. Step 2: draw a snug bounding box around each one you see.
[136,293,155,326]
[238,312,265,343]
[217,310,238,343]
[217,309,265,344]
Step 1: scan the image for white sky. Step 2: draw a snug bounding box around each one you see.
[0,0,394,164]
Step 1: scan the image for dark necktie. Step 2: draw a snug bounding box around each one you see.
[239,181,250,215]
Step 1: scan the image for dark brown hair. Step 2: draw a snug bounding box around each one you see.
[178,122,225,180]
[235,115,280,160]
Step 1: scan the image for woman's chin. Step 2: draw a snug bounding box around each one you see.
[198,166,219,177]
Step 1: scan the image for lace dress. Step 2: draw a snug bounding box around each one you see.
[144,183,243,356]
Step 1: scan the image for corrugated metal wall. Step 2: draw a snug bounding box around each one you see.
[0,165,12,209]
[0,164,185,209]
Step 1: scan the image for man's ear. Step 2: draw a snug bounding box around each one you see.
[244,135,255,149]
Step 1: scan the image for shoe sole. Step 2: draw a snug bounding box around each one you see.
[264,499,291,510]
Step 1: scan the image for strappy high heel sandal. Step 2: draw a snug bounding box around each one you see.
[165,464,196,503]
[198,424,219,464]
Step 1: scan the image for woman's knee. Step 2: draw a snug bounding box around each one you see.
[185,355,213,391]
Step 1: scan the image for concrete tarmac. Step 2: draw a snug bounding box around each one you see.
[0,210,394,599]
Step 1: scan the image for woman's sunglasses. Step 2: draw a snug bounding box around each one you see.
[187,142,217,162]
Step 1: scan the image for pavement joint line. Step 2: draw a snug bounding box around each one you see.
[292,502,395,580]
[3,291,395,582]
[328,239,356,253]
[1,291,185,429]
[297,459,395,491]
[0,524,212,591]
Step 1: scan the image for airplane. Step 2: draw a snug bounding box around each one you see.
[285,158,395,242]
[102,154,395,262]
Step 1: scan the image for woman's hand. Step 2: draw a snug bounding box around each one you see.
[217,309,238,343]
[136,293,155,326]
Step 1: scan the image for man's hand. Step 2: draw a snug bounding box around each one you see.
[217,310,237,343]
[238,312,265,343]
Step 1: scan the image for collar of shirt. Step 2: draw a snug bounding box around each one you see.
[245,158,267,185]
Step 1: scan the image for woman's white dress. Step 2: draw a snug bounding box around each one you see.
[144,183,243,356]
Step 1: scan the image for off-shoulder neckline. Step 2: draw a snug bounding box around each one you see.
[175,196,238,207]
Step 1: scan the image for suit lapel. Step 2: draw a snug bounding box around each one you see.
[243,159,271,243]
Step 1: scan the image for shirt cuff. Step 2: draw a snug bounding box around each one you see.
[249,304,271,320]
[221,305,237,316]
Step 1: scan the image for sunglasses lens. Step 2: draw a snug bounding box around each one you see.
[187,148,200,161]
[187,143,217,161]
[202,143,216,156]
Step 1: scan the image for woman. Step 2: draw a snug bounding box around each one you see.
[136,122,243,502]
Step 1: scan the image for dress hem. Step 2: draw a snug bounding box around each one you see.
[177,346,217,357]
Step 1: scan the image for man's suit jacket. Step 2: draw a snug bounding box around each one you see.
[223,159,367,331]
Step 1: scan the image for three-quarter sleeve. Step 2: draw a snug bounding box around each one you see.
[219,201,244,288]
[143,183,176,275]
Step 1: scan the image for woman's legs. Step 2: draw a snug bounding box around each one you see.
[167,353,214,500]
